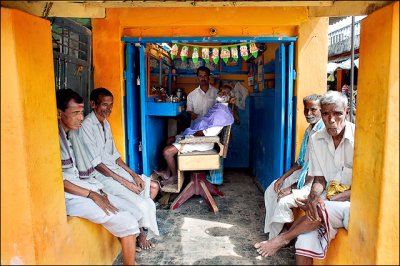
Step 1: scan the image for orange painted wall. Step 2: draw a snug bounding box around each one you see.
[351,2,399,264]
[1,8,120,265]
[92,7,316,158]
[295,17,329,156]
[314,2,399,265]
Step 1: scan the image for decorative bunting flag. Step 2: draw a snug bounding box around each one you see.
[231,46,239,62]
[249,42,259,58]
[201,47,210,63]
[221,46,230,64]
[212,47,219,64]
[171,43,179,60]
[240,44,249,61]
[180,45,189,61]
[192,46,199,63]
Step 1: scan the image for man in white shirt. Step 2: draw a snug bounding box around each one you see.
[255,91,355,265]
[186,66,218,125]
[79,88,159,250]
[57,89,141,265]
[156,87,234,186]
[261,94,324,241]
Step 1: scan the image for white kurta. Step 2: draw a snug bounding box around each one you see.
[295,121,355,259]
[186,85,218,125]
[264,120,324,239]
[172,126,223,153]
[80,112,159,239]
[61,133,142,238]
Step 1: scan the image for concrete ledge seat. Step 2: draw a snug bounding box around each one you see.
[66,216,120,263]
[293,208,349,265]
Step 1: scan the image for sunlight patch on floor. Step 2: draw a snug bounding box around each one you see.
[181,217,241,264]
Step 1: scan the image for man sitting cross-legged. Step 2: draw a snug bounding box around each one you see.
[254,91,355,265]
[79,87,159,250]
[56,89,141,265]
[155,85,234,186]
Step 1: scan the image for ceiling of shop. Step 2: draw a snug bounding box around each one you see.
[1,1,394,19]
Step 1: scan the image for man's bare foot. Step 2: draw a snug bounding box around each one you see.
[154,170,170,180]
[138,233,156,250]
[161,176,177,186]
[254,235,289,257]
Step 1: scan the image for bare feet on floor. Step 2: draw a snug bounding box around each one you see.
[138,233,156,250]
[154,170,170,181]
[254,235,289,257]
[161,176,177,186]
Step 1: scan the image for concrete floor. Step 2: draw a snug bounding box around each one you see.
[114,169,295,265]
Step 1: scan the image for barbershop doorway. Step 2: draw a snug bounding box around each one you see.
[123,37,296,190]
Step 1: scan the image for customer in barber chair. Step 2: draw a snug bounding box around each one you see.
[155,85,234,186]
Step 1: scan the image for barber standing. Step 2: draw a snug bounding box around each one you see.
[186,66,218,126]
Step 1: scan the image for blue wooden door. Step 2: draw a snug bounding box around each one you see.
[124,43,142,173]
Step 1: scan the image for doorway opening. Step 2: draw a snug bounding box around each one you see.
[122,36,296,189]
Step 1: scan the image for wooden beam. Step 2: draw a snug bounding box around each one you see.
[83,1,334,8]
[309,1,393,17]
[1,1,393,18]
[0,1,105,18]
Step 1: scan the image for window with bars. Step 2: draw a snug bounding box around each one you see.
[50,18,93,115]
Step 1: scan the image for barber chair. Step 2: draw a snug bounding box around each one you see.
[169,125,232,213]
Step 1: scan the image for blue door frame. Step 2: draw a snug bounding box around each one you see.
[124,43,142,173]
[122,36,297,179]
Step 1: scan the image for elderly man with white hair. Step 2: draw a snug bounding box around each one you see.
[254,90,355,265]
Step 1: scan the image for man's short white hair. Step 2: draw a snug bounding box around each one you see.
[303,94,322,104]
[321,90,348,108]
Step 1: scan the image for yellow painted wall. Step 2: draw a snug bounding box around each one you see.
[1,8,120,265]
[315,2,399,265]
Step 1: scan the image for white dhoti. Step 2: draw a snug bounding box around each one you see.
[65,192,142,238]
[264,169,302,238]
[96,168,159,240]
[295,200,350,259]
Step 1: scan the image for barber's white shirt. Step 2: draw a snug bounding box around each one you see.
[186,85,218,123]
[308,121,355,190]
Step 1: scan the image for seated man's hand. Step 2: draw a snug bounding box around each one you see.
[329,190,351,201]
[193,130,205,136]
[133,173,145,190]
[89,191,119,216]
[189,112,198,121]
[274,177,284,193]
[295,198,308,211]
[305,194,324,222]
[277,186,292,199]
[123,180,143,194]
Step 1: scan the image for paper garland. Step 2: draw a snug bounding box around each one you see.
[180,45,189,61]
[171,43,179,60]
[201,47,210,63]
[168,42,260,62]
[240,44,249,61]
[249,42,259,58]
[192,46,199,63]
[231,46,239,62]
[220,46,230,63]
[212,47,219,64]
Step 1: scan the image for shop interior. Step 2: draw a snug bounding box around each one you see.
[122,37,297,190]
